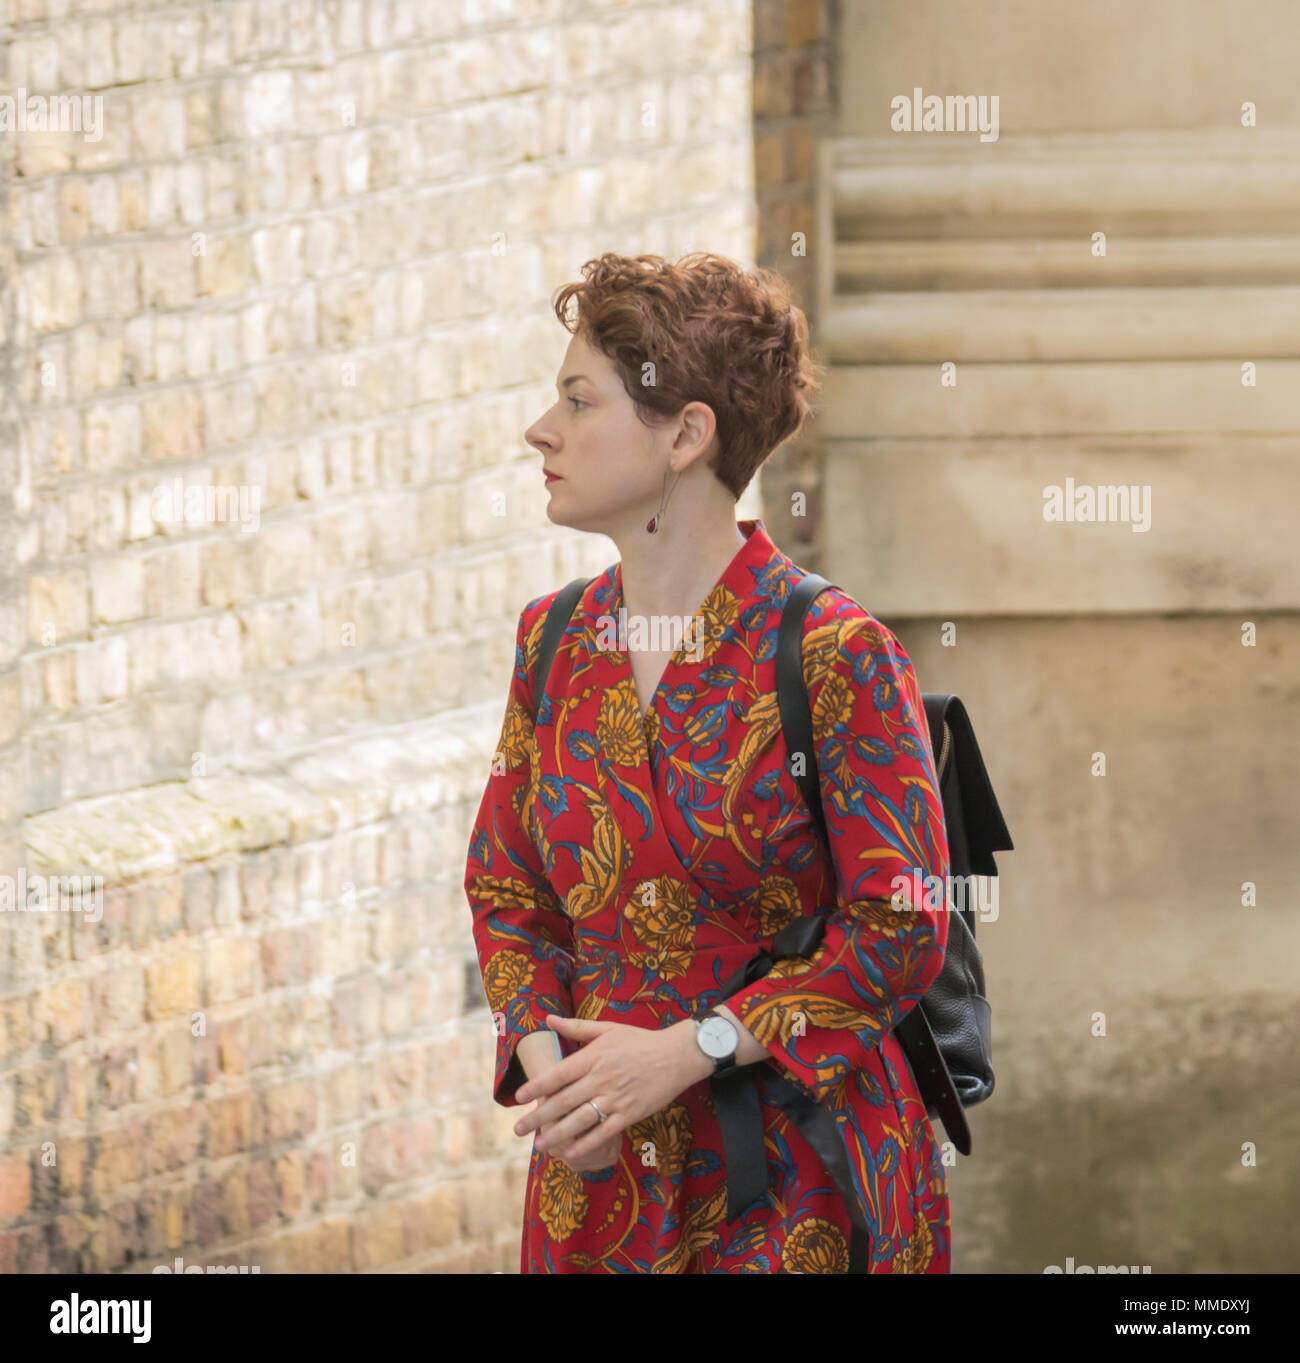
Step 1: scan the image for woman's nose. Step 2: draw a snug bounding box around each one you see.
[526,415,555,451]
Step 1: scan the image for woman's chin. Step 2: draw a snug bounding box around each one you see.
[544,490,590,531]
[544,490,611,536]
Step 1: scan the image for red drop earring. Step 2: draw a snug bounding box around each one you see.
[647,468,681,534]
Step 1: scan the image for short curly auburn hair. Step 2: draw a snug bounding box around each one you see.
[551,252,822,500]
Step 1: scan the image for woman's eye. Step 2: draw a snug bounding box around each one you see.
[567,396,586,410]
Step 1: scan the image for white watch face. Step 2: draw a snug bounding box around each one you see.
[698,1015,738,1059]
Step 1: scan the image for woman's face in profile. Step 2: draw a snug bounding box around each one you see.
[524,332,666,535]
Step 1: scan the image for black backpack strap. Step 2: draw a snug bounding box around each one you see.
[776,572,834,847]
[531,577,593,717]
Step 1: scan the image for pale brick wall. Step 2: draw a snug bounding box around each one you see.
[1,3,22,924]
[1,0,832,1273]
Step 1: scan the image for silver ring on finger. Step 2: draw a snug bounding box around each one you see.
[587,1098,607,1123]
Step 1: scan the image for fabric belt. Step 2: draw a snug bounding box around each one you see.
[709,914,874,1273]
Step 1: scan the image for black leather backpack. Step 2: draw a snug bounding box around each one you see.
[531,570,1013,1272]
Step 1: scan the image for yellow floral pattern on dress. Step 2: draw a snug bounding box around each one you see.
[782,1217,850,1274]
[596,686,643,767]
[627,1102,693,1180]
[538,1157,589,1241]
[891,1214,934,1274]
[565,789,626,922]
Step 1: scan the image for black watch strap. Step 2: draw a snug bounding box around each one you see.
[699,1009,739,1074]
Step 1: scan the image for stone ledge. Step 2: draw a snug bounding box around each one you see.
[829,129,1300,219]
[21,703,504,887]
[823,286,1300,362]
[821,360,1300,437]
[835,236,1300,291]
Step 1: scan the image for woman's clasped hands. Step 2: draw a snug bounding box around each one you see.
[512,1013,699,1173]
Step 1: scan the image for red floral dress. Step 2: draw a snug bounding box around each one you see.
[465,518,951,1273]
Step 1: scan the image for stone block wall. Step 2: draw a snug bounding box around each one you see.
[821,0,1300,1273]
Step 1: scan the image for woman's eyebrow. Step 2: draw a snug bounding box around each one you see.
[558,375,591,390]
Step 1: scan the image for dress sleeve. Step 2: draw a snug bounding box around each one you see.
[464,600,575,1107]
[726,596,950,1104]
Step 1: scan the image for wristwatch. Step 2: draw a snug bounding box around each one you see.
[694,1009,739,1075]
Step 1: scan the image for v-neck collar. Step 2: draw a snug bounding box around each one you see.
[596,518,779,726]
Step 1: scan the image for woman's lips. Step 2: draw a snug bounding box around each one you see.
[544,471,561,483]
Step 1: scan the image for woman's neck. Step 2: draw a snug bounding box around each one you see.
[615,513,748,627]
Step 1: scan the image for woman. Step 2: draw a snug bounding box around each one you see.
[464,251,951,1273]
